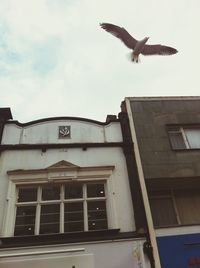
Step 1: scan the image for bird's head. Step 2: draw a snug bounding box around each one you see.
[141,37,149,44]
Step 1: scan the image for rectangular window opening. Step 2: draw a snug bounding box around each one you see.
[14,182,108,236]
[149,187,200,227]
[168,126,200,150]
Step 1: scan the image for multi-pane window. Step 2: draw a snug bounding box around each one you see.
[14,182,107,236]
[168,126,200,150]
[149,189,200,227]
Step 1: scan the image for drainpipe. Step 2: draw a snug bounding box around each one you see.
[120,99,161,268]
[118,111,147,233]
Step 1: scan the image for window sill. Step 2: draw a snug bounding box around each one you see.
[172,148,200,151]
[155,223,200,229]
[0,229,123,248]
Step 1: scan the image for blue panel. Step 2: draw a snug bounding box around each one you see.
[157,233,200,268]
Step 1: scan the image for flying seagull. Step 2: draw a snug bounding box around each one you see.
[100,23,178,63]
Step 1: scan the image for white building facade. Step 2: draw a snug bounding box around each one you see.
[0,109,150,268]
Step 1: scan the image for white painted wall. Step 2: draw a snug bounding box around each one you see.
[1,121,122,144]
[0,239,150,268]
[0,119,135,236]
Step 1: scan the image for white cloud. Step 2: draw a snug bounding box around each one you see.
[0,0,200,122]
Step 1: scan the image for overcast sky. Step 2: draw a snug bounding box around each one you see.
[0,0,200,122]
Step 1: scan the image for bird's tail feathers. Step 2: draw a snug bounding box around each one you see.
[127,52,140,63]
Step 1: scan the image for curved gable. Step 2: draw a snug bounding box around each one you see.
[2,117,122,144]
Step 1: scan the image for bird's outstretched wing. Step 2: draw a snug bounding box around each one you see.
[100,23,137,49]
[141,44,178,56]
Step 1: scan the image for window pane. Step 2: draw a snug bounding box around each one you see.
[64,202,84,232]
[88,201,107,230]
[150,197,178,227]
[65,184,83,199]
[87,184,105,198]
[42,185,60,200]
[168,131,186,149]
[14,206,36,236]
[40,204,60,234]
[175,189,200,224]
[185,129,200,149]
[18,187,37,202]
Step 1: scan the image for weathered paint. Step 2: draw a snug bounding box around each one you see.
[0,114,150,268]
[0,239,150,268]
[0,119,134,236]
[127,97,200,268]
[129,97,200,179]
[2,120,122,144]
[125,98,161,268]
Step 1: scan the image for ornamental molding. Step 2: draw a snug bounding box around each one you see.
[7,160,115,183]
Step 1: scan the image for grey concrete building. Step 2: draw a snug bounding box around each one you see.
[123,97,200,268]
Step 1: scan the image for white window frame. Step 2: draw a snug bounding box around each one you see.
[149,191,179,227]
[150,188,200,227]
[2,164,117,237]
[168,126,200,150]
[14,182,108,235]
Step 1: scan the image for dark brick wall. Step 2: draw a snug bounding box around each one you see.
[130,99,200,179]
